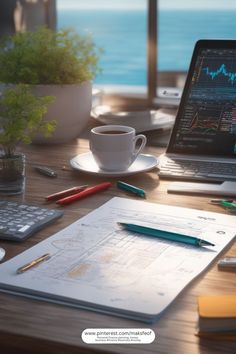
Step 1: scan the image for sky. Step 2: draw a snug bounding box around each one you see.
[57,0,236,10]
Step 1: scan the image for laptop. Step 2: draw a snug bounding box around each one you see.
[158,39,236,182]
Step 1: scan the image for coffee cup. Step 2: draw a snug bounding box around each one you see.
[90,125,147,171]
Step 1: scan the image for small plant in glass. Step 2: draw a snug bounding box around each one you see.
[0,84,56,194]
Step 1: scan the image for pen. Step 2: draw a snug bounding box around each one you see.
[35,166,57,178]
[118,222,215,247]
[117,181,146,198]
[16,253,51,274]
[220,200,236,210]
[56,181,112,205]
[45,185,88,201]
[210,199,234,205]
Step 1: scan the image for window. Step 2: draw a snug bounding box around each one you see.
[2,1,236,107]
[57,0,147,96]
[57,0,236,107]
[158,0,236,101]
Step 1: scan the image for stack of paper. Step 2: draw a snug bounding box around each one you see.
[0,198,235,323]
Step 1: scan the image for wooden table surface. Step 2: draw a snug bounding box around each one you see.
[0,130,235,354]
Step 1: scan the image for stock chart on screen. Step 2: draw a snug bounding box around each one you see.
[173,48,236,155]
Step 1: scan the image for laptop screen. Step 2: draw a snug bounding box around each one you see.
[167,40,236,158]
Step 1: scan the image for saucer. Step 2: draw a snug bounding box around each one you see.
[0,247,5,262]
[70,152,158,177]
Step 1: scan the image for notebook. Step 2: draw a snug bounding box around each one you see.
[196,295,236,340]
[158,40,236,182]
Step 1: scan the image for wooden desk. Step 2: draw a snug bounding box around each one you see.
[0,136,235,354]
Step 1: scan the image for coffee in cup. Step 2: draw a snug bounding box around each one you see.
[90,125,147,171]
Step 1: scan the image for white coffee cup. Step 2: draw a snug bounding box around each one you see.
[90,125,147,171]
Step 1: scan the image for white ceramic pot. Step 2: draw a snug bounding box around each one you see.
[32,81,92,143]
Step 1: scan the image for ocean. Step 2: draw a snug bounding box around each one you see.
[57,9,236,86]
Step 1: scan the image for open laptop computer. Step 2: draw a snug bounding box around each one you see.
[158,39,236,182]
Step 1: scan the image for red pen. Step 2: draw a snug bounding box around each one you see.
[45,185,88,201]
[56,182,112,205]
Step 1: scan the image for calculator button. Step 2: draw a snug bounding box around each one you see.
[18,225,31,232]
[36,216,45,220]
[9,228,16,232]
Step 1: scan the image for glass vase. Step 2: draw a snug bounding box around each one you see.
[0,154,26,195]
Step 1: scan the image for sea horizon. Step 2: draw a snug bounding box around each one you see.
[58,9,236,86]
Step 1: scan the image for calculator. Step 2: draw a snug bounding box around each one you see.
[0,200,63,241]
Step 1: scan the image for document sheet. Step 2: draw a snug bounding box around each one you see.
[0,197,235,322]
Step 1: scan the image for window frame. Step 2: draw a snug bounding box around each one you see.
[147,0,157,104]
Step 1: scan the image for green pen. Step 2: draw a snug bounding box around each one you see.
[117,181,146,198]
[118,222,215,247]
[220,200,236,210]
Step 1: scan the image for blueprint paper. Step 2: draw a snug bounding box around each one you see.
[0,197,235,322]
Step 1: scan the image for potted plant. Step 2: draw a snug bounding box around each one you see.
[0,84,55,194]
[0,27,101,143]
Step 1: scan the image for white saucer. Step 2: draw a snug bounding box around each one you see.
[0,247,5,262]
[70,152,158,177]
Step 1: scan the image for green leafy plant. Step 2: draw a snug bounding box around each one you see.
[0,84,56,157]
[0,27,101,85]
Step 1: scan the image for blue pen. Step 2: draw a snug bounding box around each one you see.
[118,222,215,247]
[117,181,146,198]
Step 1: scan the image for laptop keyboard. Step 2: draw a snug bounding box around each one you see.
[158,158,236,182]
